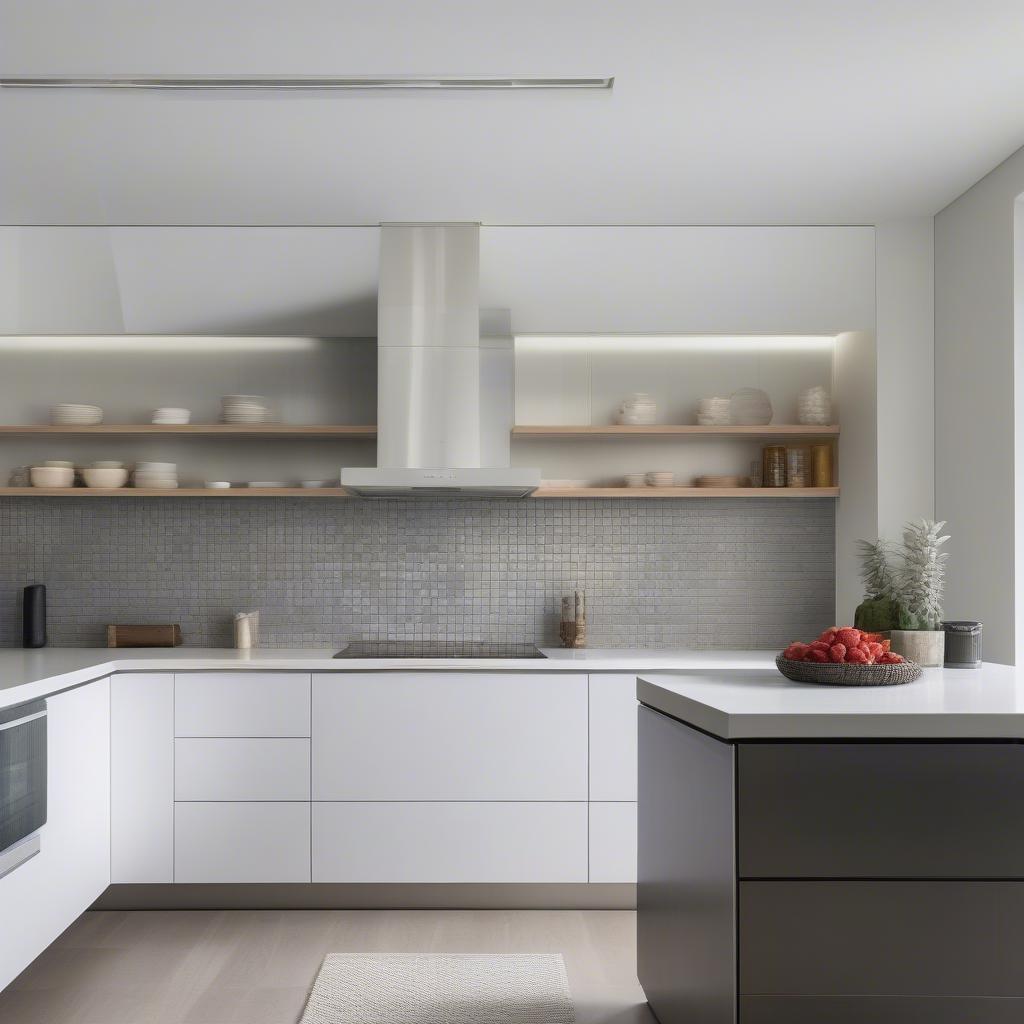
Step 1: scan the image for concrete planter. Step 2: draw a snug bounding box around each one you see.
[889,629,946,668]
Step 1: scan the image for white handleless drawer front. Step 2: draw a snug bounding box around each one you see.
[312,672,587,800]
[589,802,638,883]
[174,802,311,882]
[111,672,174,883]
[589,673,639,801]
[313,802,588,883]
[175,738,310,801]
[174,672,311,737]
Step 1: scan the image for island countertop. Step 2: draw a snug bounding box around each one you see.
[637,664,1024,739]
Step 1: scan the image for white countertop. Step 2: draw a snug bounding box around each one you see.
[0,647,777,709]
[637,665,1024,739]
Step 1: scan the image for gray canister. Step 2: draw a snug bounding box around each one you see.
[942,621,982,668]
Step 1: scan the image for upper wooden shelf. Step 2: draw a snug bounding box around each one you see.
[512,424,839,439]
[0,486,353,498]
[0,424,377,438]
[533,486,839,499]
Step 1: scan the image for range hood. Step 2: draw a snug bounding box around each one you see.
[341,223,540,497]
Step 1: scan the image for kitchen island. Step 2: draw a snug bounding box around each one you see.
[637,667,1024,1024]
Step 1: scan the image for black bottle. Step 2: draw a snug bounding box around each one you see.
[22,584,46,648]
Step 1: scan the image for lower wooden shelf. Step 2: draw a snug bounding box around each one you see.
[532,486,839,498]
[0,486,839,499]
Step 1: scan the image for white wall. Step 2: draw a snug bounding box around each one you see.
[874,219,935,540]
[935,146,1024,664]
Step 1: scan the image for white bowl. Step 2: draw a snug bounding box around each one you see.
[30,466,75,487]
[83,467,128,488]
[90,460,124,469]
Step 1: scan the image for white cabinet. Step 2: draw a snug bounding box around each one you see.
[174,802,310,883]
[111,672,174,883]
[589,802,638,883]
[313,802,588,883]
[312,673,588,801]
[175,738,310,801]
[0,679,110,991]
[589,673,639,801]
[174,672,311,737]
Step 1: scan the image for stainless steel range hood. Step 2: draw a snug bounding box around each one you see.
[341,223,540,497]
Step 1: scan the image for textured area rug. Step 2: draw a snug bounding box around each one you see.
[300,954,576,1024]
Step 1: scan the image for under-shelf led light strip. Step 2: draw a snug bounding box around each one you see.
[515,335,837,353]
[0,75,614,91]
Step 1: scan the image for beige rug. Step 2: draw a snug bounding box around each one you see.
[300,954,576,1024]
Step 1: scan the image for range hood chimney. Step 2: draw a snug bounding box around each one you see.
[341,223,540,497]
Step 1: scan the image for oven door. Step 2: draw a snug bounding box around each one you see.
[0,699,46,875]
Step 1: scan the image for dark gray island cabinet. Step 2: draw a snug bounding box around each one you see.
[636,669,1024,1024]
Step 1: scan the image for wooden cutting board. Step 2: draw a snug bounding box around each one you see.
[106,624,183,647]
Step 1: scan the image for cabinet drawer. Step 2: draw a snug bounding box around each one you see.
[175,738,309,801]
[174,673,310,737]
[174,802,310,882]
[588,802,637,882]
[589,674,638,801]
[740,881,1024,997]
[738,742,1024,878]
[312,802,588,883]
[312,673,587,800]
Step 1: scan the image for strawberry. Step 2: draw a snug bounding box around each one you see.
[836,627,862,649]
[805,649,829,663]
[783,643,808,661]
[817,628,838,646]
[829,643,847,663]
[808,641,832,654]
[866,642,884,659]
[845,648,868,664]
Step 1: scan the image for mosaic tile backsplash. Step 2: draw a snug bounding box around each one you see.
[0,498,835,649]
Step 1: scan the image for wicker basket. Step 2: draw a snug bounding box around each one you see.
[775,653,922,687]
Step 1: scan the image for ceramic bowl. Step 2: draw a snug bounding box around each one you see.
[646,471,676,487]
[83,467,128,488]
[30,466,75,487]
[91,460,124,469]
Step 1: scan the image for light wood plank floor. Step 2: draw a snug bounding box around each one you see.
[0,910,653,1024]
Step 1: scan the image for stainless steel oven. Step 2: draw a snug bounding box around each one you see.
[0,699,46,879]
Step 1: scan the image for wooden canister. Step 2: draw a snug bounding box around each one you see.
[810,443,834,487]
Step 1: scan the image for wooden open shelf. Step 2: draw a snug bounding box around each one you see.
[533,486,840,499]
[0,487,352,498]
[0,424,377,438]
[512,424,839,439]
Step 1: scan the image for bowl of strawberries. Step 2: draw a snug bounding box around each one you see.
[777,627,922,686]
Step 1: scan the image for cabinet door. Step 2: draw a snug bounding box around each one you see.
[312,673,587,800]
[111,672,173,883]
[589,673,638,800]
[174,803,310,883]
[175,739,310,801]
[313,802,587,883]
[589,802,637,882]
[0,679,110,991]
[174,672,311,737]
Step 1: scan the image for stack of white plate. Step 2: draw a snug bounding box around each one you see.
[152,407,191,425]
[51,403,102,425]
[221,395,269,424]
[696,397,732,426]
[133,461,178,489]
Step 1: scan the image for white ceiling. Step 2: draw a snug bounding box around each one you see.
[3,0,1024,226]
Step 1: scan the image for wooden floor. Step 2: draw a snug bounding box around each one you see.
[0,910,653,1024]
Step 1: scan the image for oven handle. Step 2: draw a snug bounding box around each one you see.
[0,709,46,732]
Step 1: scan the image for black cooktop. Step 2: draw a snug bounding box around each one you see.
[334,641,546,659]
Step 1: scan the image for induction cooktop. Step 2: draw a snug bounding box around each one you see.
[334,641,546,659]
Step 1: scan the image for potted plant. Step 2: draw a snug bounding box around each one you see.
[854,520,950,667]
